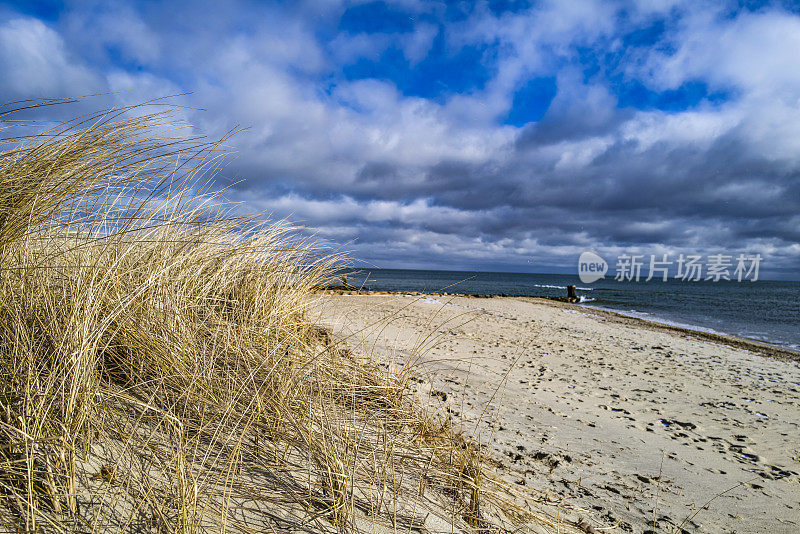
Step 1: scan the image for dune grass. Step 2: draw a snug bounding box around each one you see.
[0,101,561,533]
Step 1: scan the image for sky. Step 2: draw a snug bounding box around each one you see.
[1,0,800,279]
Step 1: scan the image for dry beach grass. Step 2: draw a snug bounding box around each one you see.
[0,102,574,533]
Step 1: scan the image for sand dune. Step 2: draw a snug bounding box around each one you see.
[315,293,800,533]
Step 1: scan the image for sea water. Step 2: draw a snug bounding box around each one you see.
[335,268,800,351]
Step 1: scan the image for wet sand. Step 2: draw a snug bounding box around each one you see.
[314,293,800,533]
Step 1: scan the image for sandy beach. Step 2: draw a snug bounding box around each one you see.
[315,293,800,533]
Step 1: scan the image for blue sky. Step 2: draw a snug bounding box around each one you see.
[1,0,800,278]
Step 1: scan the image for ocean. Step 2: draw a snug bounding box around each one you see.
[336,268,800,351]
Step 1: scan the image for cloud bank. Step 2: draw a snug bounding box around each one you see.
[1,0,799,278]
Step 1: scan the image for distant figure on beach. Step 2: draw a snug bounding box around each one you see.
[567,285,578,302]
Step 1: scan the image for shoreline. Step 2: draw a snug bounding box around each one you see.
[315,292,800,533]
[317,288,800,363]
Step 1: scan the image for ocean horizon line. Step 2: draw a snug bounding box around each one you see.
[342,265,800,283]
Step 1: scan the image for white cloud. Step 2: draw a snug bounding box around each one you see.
[329,32,390,63]
[106,71,182,106]
[638,9,800,100]
[401,22,438,65]
[243,193,479,228]
[0,18,102,98]
[92,5,160,64]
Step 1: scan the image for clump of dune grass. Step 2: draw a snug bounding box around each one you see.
[0,100,565,533]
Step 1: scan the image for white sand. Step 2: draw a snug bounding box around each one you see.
[315,294,800,534]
